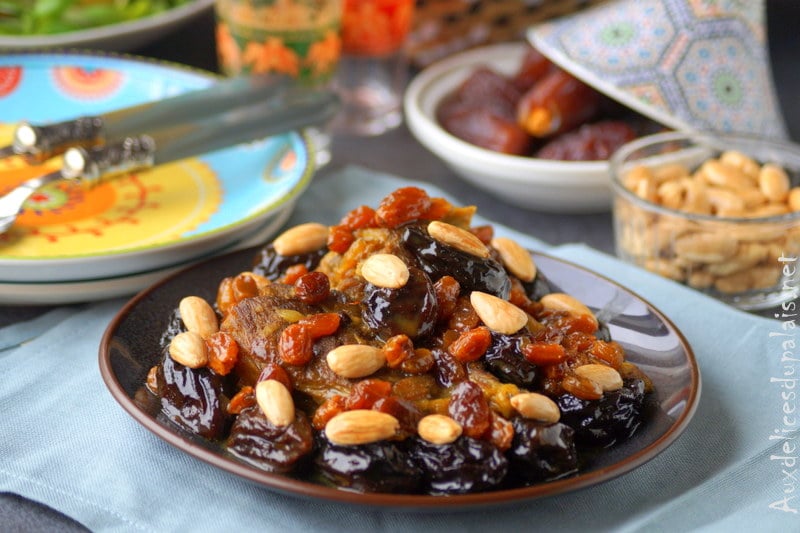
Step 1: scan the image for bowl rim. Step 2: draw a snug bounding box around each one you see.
[403,42,611,186]
[609,130,800,224]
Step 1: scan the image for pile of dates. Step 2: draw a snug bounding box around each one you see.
[145,187,654,495]
[437,44,663,161]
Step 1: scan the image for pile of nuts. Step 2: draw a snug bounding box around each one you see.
[615,149,800,296]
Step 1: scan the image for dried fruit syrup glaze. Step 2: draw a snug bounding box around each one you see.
[144,187,654,495]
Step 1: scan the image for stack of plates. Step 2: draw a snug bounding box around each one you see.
[0,53,314,305]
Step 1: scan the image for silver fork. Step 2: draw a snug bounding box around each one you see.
[0,88,339,236]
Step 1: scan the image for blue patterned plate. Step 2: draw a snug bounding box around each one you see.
[0,52,313,283]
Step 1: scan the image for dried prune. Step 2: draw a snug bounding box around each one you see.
[252,244,326,281]
[557,378,647,448]
[535,121,637,161]
[315,438,422,493]
[362,266,438,340]
[508,418,578,483]
[401,223,511,299]
[227,406,314,473]
[157,350,228,439]
[522,270,554,302]
[483,333,539,388]
[412,437,508,495]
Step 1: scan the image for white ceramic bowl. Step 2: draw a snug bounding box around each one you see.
[404,42,613,213]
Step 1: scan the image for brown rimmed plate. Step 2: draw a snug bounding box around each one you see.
[99,245,701,509]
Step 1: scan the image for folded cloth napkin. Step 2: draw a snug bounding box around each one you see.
[0,167,795,532]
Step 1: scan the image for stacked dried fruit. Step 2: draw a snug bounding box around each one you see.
[146,187,653,494]
[436,44,662,161]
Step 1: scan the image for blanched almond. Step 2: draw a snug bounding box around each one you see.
[168,331,208,369]
[510,392,560,423]
[325,410,399,445]
[574,364,623,392]
[255,379,295,427]
[326,344,386,378]
[417,414,462,444]
[427,221,489,258]
[539,293,599,329]
[179,296,218,339]
[491,237,536,282]
[470,291,528,335]
[272,223,329,256]
[360,254,409,289]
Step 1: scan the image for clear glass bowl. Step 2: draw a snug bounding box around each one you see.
[610,131,800,311]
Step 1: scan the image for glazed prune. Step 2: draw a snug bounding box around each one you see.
[508,418,578,483]
[252,244,326,281]
[315,438,422,493]
[227,406,314,473]
[157,350,228,439]
[401,224,511,299]
[557,378,647,448]
[483,333,538,388]
[362,266,438,340]
[412,437,508,495]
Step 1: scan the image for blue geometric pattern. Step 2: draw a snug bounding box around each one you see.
[528,0,787,139]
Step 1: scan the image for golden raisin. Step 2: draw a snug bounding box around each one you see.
[340,205,377,230]
[327,225,355,254]
[590,340,624,369]
[345,379,392,410]
[422,197,452,221]
[561,374,603,400]
[383,334,415,368]
[521,341,566,365]
[448,296,480,332]
[401,348,436,374]
[375,187,432,228]
[486,412,514,451]
[312,395,347,430]
[278,323,313,365]
[471,225,494,245]
[448,326,491,362]
[227,386,255,415]
[206,331,239,376]
[281,264,308,285]
[300,312,341,338]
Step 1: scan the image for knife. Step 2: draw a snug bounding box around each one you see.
[0,88,340,234]
[0,73,292,163]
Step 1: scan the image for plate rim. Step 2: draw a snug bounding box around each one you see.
[0,0,214,51]
[98,247,701,509]
[0,51,315,279]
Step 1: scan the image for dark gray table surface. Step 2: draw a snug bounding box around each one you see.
[2,2,798,530]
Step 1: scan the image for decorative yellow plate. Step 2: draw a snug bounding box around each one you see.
[0,52,313,283]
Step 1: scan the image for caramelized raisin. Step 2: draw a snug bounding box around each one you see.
[227,386,256,415]
[294,271,330,304]
[448,380,491,439]
[278,323,313,366]
[375,187,432,228]
[257,363,293,392]
[345,379,392,410]
[382,334,415,368]
[206,331,240,376]
[401,348,436,375]
[434,275,461,323]
[448,326,492,363]
[312,395,347,430]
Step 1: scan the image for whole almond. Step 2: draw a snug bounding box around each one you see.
[491,237,536,282]
[179,296,219,339]
[325,410,399,445]
[427,221,489,258]
[574,364,623,392]
[168,331,208,369]
[510,392,560,423]
[360,253,409,289]
[255,379,295,427]
[272,222,329,256]
[470,291,528,335]
[539,293,599,329]
[326,344,386,378]
[417,414,462,444]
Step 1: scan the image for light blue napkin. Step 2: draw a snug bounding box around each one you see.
[0,167,794,532]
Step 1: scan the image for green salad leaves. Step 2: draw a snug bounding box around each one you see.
[0,0,192,35]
